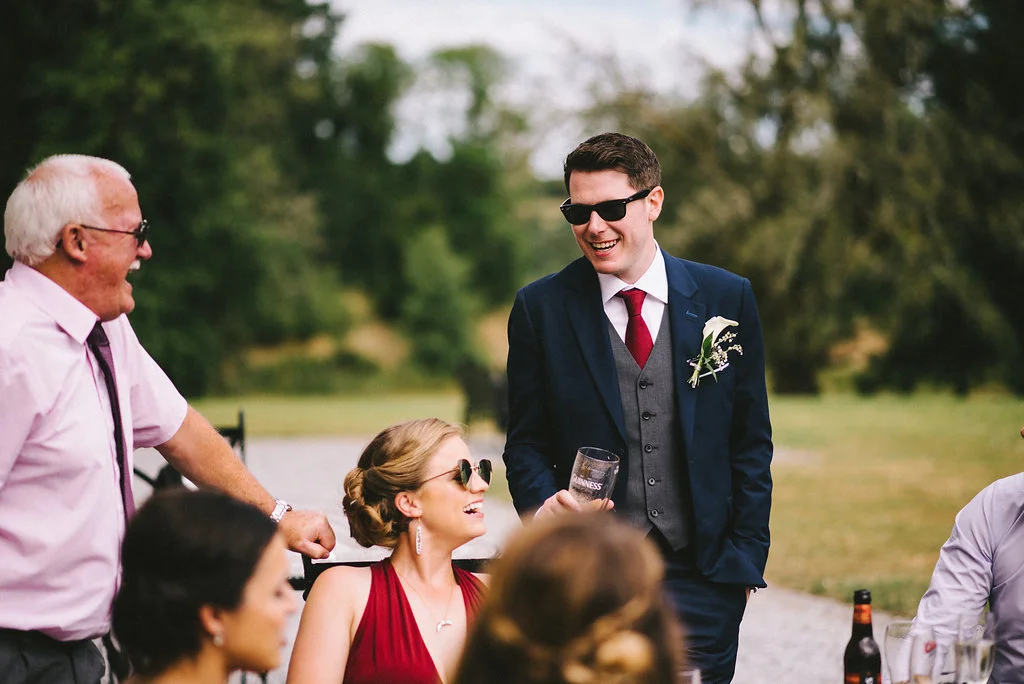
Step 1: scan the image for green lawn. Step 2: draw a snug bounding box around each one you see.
[768,393,1024,614]
[192,391,1024,615]
[192,391,465,436]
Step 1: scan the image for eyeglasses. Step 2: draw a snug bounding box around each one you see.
[79,220,150,247]
[559,188,653,225]
[421,459,492,489]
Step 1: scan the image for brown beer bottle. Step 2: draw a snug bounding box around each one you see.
[843,589,881,684]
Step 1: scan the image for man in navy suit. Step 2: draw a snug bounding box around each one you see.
[503,132,773,683]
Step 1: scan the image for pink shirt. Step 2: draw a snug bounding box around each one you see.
[0,262,187,640]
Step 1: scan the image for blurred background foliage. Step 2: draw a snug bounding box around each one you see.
[1,0,1021,399]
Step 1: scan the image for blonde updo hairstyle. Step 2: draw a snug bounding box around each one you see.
[343,418,462,548]
[455,514,686,684]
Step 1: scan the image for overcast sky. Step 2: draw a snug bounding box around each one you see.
[328,0,765,175]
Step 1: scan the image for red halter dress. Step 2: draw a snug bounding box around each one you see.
[342,558,487,683]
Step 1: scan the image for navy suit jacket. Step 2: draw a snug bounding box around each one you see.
[503,250,773,587]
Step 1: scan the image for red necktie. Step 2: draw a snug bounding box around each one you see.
[87,323,134,520]
[616,288,654,368]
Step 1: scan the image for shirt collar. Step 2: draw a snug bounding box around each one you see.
[6,261,100,345]
[596,244,668,305]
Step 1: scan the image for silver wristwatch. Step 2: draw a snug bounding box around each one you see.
[270,499,293,523]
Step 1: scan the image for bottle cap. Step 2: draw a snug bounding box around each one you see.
[854,589,872,604]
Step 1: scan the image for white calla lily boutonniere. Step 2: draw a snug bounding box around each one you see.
[687,316,743,388]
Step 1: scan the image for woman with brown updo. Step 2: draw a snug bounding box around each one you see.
[287,418,491,684]
[454,513,688,684]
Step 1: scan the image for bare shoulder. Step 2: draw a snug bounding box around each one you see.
[298,565,374,642]
[312,564,372,599]
[289,565,374,683]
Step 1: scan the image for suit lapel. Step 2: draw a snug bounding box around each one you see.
[565,261,626,442]
[665,254,703,456]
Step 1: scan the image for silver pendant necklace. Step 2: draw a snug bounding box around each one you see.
[394,565,457,633]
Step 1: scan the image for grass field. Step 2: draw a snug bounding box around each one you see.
[192,391,465,436]
[768,393,1024,614]
[193,391,1024,614]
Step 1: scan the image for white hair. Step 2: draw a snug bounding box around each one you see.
[4,154,132,266]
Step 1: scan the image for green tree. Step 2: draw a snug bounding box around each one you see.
[313,43,531,318]
[579,0,1024,394]
[310,43,413,318]
[401,227,481,374]
[0,0,348,395]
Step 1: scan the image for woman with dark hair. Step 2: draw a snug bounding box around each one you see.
[454,514,688,684]
[287,418,490,684]
[112,489,296,683]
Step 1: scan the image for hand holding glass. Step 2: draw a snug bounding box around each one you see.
[568,447,620,509]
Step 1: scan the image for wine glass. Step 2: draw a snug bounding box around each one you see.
[955,612,996,684]
[568,447,619,508]
[884,620,914,684]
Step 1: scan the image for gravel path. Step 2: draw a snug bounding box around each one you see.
[134,435,904,683]
[735,583,901,683]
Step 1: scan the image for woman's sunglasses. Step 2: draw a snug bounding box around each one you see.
[421,459,492,489]
[559,187,653,225]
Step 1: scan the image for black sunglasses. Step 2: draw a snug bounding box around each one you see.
[421,459,492,489]
[559,188,653,225]
[79,220,150,248]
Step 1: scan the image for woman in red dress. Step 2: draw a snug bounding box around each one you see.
[287,418,490,684]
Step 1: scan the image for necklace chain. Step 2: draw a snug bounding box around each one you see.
[393,564,458,633]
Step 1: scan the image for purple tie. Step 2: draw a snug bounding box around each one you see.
[616,288,654,368]
[87,323,134,520]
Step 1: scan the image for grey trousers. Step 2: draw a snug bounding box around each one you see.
[0,629,106,684]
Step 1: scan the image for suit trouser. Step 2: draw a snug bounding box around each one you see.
[652,532,748,684]
[0,629,105,684]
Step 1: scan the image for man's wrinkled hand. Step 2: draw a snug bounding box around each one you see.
[278,508,336,559]
[533,490,614,521]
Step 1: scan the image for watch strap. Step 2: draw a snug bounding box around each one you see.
[270,499,292,523]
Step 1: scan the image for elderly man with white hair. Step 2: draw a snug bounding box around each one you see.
[0,155,336,684]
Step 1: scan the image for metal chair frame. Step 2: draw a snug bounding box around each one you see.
[298,555,491,601]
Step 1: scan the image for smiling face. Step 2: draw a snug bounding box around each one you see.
[81,170,152,321]
[218,534,296,674]
[416,436,489,547]
[567,169,663,285]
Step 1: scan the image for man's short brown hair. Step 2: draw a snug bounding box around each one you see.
[563,132,662,193]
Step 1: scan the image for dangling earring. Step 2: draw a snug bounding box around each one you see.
[212,632,224,648]
[415,521,423,556]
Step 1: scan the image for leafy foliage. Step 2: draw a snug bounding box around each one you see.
[5,0,1018,396]
[585,0,1023,394]
[400,226,481,374]
[0,0,348,395]
[0,4,536,394]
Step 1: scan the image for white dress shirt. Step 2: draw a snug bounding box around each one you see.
[597,245,668,344]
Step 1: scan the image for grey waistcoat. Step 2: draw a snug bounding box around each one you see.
[609,318,691,550]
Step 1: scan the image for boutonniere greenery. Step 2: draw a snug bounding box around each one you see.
[687,316,743,388]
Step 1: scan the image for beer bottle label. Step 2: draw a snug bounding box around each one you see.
[853,604,872,624]
[844,675,878,684]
